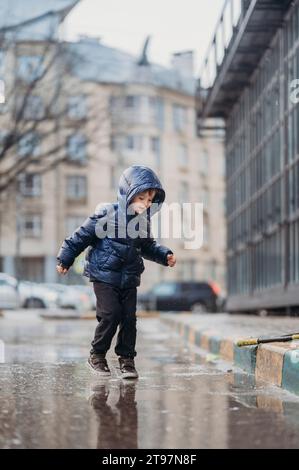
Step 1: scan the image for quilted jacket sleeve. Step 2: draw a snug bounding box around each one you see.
[56,213,99,269]
[140,224,173,266]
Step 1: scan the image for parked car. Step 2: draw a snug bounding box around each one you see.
[0,273,21,309]
[72,285,96,310]
[43,283,93,311]
[137,281,221,313]
[18,281,59,309]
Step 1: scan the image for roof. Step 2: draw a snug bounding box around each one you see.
[198,0,293,119]
[66,39,196,96]
[1,1,196,95]
[0,0,79,39]
[0,0,78,29]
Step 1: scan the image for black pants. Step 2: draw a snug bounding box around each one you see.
[91,281,137,358]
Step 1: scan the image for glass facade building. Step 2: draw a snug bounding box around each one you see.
[198,0,299,312]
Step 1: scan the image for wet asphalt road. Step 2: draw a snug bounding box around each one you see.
[1,310,299,449]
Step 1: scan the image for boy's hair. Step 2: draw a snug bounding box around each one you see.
[137,188,156,198]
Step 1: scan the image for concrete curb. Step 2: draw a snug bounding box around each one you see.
[39,309,160,320]
[162,315,299,397]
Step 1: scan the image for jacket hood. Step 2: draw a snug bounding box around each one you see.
[117,165,166,217]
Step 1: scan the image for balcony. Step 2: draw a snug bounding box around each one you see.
[197,0,293,125]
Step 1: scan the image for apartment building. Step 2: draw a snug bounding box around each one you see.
[0,0,226,293]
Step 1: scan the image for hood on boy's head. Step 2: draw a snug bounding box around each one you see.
[117,165,166,217]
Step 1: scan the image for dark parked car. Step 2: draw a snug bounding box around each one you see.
[137,281,221,313]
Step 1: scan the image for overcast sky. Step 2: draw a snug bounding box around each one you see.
[64,0,225,76]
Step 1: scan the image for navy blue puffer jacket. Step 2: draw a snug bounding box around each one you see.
[57,165,173,289]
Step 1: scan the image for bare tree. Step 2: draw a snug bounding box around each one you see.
[0,37,110,193]
[0,26,111,282]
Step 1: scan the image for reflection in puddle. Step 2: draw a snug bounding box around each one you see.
[1,315,299,448]
[88,381,138,449]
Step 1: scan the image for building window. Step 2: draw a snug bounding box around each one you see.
[18,173,42,197]
[151,137,161,165]
[223,196,226,215]
[20,214,42,238]
[67,95,87,120]
[109,95,121,120]
[16,257,45,282]
[110,135,115,151]
[0,50,5,72]
[125,134,143,151]
[0,79,5,105]
[178,260,196,281]
[67,134,87,163]
[110,134,122,152]
[220,155,226,177]
[21,95,44,120]
[66,175,87,200]
[125,95,140,109]
[126,95,146,123]
[200,149,209,175]
[203,217,210,246]
[17,56,44,83]
[0,51,4,106]
[18,132,40,158]
[173,104,187,132]
[110,166,117,189]
[177,143,188,167]
[201,188,209,208]
[66,215,85,235]
[0,130,7,154]
[109,95,118,108]
[109,95,118,109]
[178,181,189,203]
[149,96,164,129]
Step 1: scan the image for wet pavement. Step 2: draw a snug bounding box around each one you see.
[1,310,299,449]
[160,312,299,340]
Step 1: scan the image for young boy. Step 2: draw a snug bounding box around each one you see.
[56,165,176,379]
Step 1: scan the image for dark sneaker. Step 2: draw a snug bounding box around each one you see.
[118,357,138,379]
[87,353,111,376]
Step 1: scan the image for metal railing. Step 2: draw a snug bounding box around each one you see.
[199,0,248,90]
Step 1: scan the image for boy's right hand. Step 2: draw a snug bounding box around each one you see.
[56,264,69,275]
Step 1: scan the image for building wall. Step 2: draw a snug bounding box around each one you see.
[226,1,299,311]
[0,38,226,292]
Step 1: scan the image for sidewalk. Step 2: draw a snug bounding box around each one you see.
[161,313,299,396]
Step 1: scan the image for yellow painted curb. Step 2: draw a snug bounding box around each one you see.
[220,338,234,362]
[80,311,96,320]
[256,395,284,413]
[137,310,160,318]
[200,330,217,350]
[255,343,285,386]
[189,328,196,344]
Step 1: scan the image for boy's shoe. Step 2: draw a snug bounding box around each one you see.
[87,353,111,376]
[118,357,139,379]
[88,384,109,409]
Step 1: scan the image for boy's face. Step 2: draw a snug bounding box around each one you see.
[131,189,156,214]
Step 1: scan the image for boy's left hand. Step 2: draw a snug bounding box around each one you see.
[167,253,176,267]
[56,264,69,275]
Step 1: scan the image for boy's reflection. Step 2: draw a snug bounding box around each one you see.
[89,381,138,449]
